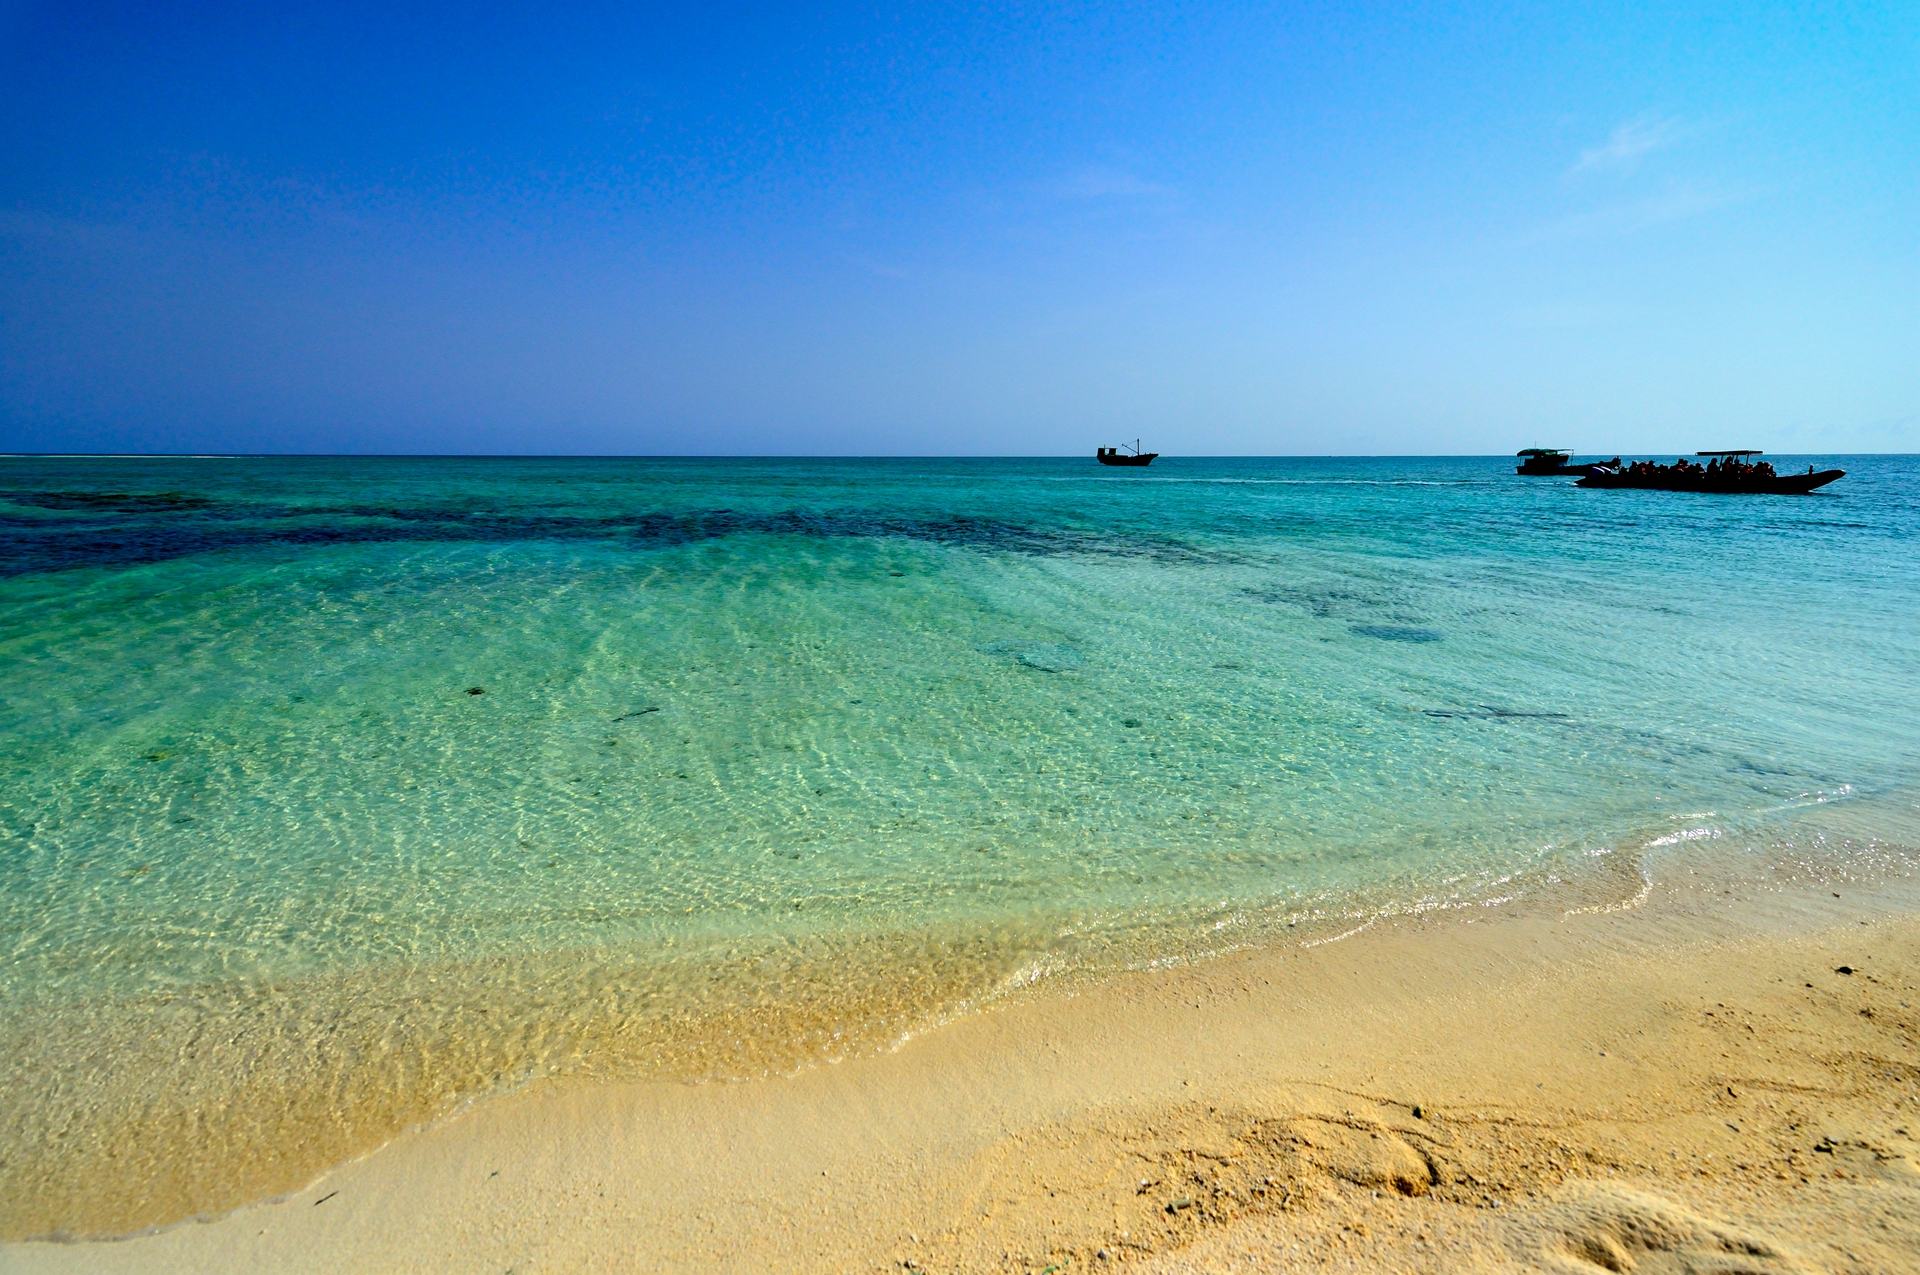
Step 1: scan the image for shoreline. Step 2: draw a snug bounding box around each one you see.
[6,841,1918,1272]
[0,805,1692,1241]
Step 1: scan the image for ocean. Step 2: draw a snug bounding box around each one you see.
[2,454,1916,1236]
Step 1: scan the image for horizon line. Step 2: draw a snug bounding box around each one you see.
[1,451,1908,461]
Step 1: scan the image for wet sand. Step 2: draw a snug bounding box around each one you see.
[5,850,1918,1274]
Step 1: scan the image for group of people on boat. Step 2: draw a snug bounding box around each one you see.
[1619,455,1777,482]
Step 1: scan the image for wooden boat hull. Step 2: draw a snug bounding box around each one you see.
[1576,468,1845,494]
[1097,452,1158,466]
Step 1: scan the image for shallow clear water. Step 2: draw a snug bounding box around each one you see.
[2,454,1917,1234]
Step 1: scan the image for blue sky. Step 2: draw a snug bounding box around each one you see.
[1,1,1914,455]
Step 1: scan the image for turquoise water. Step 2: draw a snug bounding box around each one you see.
[3,454,1918,1234]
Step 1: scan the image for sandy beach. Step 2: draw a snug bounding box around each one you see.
[5,843,1916,1275]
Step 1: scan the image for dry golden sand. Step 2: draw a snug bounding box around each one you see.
[5,856,1918,1275]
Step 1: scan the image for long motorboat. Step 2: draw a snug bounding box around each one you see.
[1577,450,1844,494]
[1097,440,1158,467]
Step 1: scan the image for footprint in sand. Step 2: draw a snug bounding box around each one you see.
[1520,1182,1805,1274]
[1297,1122,1436,1197]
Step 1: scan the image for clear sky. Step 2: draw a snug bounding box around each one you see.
[1,1,1914,455]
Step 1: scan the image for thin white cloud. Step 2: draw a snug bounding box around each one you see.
[1570,116,1683,175]
[1532,183,1742,241]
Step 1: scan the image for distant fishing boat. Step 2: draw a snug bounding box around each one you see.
[1515,448,1577,475]
[1097,440,1158,467]
[1577,450,1844,494]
